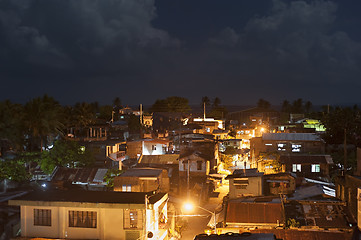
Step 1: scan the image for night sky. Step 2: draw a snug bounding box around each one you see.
[1,0,361,106]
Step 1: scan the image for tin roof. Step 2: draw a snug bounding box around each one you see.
[262,133,322,141]
[140,154,179,164]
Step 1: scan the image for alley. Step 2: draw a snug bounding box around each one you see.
[180,184,228,240]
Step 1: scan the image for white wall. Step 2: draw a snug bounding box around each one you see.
[142,142,166,155]
[21,205,138,240]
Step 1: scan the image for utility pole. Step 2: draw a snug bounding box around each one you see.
[203,102,206,120]
[344,128,347,175]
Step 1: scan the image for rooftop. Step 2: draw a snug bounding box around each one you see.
[9,190,166,205]
[119,168,163,177]
[262,133,322,141]
[140,154,179,164]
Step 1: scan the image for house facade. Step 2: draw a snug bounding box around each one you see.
[9,191,168,240]
[226,169,264,198]
[127,139,170,159]
[113,168,170,193]
[280,155,333,178]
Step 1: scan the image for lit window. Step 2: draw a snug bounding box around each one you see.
[34,209,51,226]
[292,144,302,152]
[124,209,142,229]
[292,164,301,172]
[122,185,132,192]
[69,211,97,228]
[311,164,320,173]
[265,143,272,146]
[278,143,286,151]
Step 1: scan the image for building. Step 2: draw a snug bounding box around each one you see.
[126,139,170,159]
[251,133,325,158]
[263,172,296,196]
[114,168,170,193]
[80,140,126,169]
[9,190,168,240]
[226,169,264,198]
[280,155,333,178]
[250,133,326,171]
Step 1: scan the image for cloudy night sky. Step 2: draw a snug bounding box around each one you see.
[1,0,361,106]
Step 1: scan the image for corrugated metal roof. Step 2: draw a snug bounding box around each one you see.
[120,168,163,177]
[262,133,322,141]
[140,154,179,164]
[93,169,108,183]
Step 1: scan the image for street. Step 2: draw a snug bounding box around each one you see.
[180,184,228,240]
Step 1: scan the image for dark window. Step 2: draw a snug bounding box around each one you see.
[34,209,51,226]
[197,161,202,170]
[234,179,249,184]
[182,160,188,171]
[235,185,247,189]
[69,211,97,228]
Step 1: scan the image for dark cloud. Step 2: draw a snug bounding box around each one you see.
[1,0,361,106]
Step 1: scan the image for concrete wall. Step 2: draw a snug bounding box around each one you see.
[229,176,263,198]
[20,205,142,240]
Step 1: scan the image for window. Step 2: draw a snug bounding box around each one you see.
[69,211,97,228]
[197,161,202,170]
[311,164,320,173]
[182,160,188,171]
[292,164,301,172]
[152,145,156,150]
[277,143,286,151]
[122,185,132,192]
[34,209,51,226]
[124,209,143,229]
[292,144,302,152]
[234,178,249,189]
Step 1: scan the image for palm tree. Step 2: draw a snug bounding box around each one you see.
[24,95,63,151]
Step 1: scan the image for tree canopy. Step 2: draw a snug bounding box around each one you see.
[150,96,191,113]
[40,139,95,173]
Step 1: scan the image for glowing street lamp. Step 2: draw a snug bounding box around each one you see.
[183,202,217,232]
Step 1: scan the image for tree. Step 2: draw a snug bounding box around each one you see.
[150,97,191,113]
[113,97,122,109]
[23,95,63,151]
[201,96,210,108]
[281,100,291,113]
[104,169,123,188]
[321,106,361,146]
[257,98,271,109]
[291,98,303,113]
[0,160,30,182]
[212,97,221,108]
[304,101,312,114]
[40,139,95,173]
[0,100,24,149]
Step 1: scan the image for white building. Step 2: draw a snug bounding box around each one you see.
[9,190,168,240]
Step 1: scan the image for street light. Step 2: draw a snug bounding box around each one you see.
[182,202,217,233]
